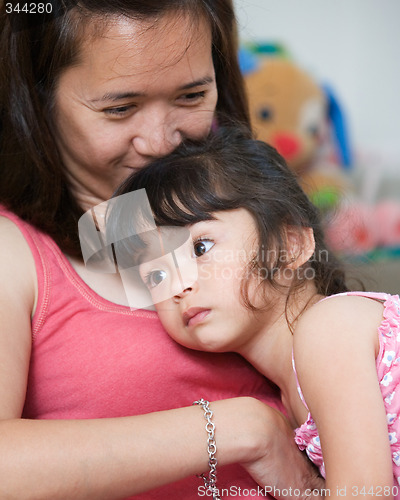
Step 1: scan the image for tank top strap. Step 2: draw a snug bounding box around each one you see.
[291,348,310,411]
[346,290,392,301]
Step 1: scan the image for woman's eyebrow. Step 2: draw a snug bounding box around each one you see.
[178,76,214,91]
[89,92,143,104]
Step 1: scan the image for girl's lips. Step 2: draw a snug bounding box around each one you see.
[183,307,211,327]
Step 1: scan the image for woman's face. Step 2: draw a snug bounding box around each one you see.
[53,13,218,207]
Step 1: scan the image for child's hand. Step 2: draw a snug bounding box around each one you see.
[239,403,325,499]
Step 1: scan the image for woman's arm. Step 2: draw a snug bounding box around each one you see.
[0,400,253,498]
[294,296,394,500]
[0,398,326,499]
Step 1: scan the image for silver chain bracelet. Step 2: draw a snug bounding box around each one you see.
[193,399,221,500]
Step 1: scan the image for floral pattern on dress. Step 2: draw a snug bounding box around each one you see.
[293,292,400,491]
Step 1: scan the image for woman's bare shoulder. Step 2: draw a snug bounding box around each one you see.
[0,214,37,308]
[0,215,36,417]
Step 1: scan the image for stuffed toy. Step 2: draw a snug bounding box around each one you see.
[244,56,325,172]
[240,45,352,213]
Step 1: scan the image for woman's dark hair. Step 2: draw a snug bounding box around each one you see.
[111,127,349,308]
[0,0,249,256]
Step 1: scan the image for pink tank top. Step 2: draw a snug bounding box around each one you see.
[1,207,282,499]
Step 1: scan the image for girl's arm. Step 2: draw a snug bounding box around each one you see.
[0,217,324,499]
[294,295,394,499]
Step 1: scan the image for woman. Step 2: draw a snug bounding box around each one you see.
[0,1,323,498]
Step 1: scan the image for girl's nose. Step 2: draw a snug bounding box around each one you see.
[133,108,182,158]
[173,280,199,302]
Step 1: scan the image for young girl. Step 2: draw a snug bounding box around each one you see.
[109,127,400,499]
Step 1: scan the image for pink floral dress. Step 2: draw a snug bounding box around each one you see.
[293,292,400,488]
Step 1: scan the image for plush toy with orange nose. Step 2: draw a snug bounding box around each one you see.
[245,56,326,172]
[240,46,353,213]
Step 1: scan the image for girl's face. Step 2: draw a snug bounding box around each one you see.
[53,13,218,207]
[139,208,276,353]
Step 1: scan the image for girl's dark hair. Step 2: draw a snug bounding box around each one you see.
[111,127,349,306]
[0,0,249,256]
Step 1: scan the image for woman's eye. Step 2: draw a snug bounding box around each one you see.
[193,239,214,258]
[179,91,206,104]
[144,269,167,289]
[103,105,134,117]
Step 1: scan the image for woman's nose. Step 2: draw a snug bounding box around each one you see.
[133,108,182,158]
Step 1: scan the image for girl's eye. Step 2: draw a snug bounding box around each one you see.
[144,269,167,289]
[193,239,214,258]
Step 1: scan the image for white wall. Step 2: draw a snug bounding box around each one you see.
[234,0,400,170]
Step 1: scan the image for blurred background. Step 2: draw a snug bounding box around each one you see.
[234,0,400,294]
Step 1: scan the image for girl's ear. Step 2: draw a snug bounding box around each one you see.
[285,226,315,269]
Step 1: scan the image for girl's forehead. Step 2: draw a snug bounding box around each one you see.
[189,209,258,234]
